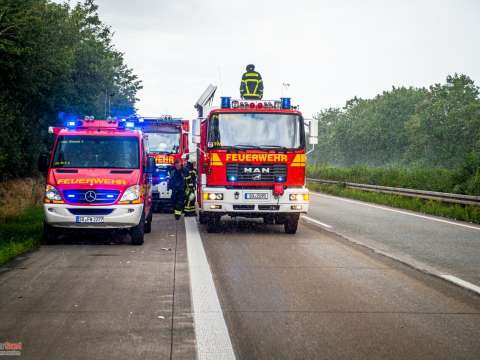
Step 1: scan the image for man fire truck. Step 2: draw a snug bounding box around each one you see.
[38,117,155,245]
[193,95,318,234]
[135,116,189,211]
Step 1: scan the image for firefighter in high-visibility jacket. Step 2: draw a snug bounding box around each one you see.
[240,64,263,100]
[184,161,197,216]
[168,159,188,220]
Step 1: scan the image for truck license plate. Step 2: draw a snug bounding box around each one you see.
[75,216,104,223]
[245,193,269,200]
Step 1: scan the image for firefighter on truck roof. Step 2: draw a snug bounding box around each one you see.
[240,64,264,100]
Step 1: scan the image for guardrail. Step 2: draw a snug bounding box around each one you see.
[306,178,480,206]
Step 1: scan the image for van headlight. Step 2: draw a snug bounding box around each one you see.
[119,185,142,204]
[44,185,63,202]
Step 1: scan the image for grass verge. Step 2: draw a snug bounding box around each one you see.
[308,182,480,225]
[0,206,43,266]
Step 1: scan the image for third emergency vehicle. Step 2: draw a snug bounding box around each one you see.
[135,116,189,211]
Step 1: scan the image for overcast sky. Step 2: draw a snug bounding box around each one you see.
[76,0,480,118]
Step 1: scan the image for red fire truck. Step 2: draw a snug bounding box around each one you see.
[38,118,155,245]
[193,96,318,234]
[135,116,190,211]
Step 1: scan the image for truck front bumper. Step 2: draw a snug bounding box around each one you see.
[152,181,172,203]
[43,203,144,229]
[200,187,309,214]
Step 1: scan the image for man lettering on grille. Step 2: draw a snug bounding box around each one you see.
[240,64,264,100]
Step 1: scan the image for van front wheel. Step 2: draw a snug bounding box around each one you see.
[43,222,58,244]
[130,214,145,245]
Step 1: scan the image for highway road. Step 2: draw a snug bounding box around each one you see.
[199,217,480,359]
[0,216,196,360]
[1,194,480,359]
[307,192,480,288]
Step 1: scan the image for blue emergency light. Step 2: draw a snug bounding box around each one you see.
[66,120,83,128]
[228,175,237,182]
[221,97,231,109]
[281,98,291,109]
[276,176,285,182]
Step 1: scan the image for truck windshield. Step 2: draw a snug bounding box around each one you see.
[146,131,181,153]
[52,136,139,169]
[207,113,304,149]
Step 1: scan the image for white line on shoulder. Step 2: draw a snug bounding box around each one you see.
[310,192,480,231]
[184,217,236,360]
[302,215,332,229]
[440,275,480,296]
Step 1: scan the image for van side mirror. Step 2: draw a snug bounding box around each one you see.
[308,118,318,145]
[146,157,156,174]
[38,153,49,173]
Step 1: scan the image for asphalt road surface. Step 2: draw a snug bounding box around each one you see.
[1,200,480,359]
[0,215,195,360]
[200,218,480,360]
[307,192,480,287]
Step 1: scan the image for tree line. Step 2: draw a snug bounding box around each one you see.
[312,74,480,170]
[0,0,142,179]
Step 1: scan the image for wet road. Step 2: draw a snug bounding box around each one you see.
[0,215,195,360]
[199,218,480,360]
[308,192,480,286]
[1,210,480,359]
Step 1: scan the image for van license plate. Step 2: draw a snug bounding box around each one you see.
[245,193,269,200]
[75,216,104,223]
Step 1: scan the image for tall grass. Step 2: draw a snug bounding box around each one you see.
[0,177,44,222]
[0,207,43,265]
[0,177,45,265]
[308,164,460,193]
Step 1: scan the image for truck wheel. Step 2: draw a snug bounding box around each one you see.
[198,211,209,225]
[144,208,153,234]
[43,222,58,244]
[284,215,299,234]
[206,216,221,233]
[130,214,145,245]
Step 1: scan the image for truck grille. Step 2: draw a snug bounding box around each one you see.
[62,189,120,205]
[226,163,287,182]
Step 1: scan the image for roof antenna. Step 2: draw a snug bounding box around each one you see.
[281,82,290,97]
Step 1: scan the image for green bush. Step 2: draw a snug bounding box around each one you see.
[308,164,456,193]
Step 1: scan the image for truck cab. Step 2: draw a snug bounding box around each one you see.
[135,116,189,211]
[194,97,317,234]
[39,118,154,245]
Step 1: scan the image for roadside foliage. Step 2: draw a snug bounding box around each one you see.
[0,0,142,179]
[311,74,480,196]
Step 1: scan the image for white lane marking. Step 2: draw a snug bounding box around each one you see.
[302,215,332,229]
[184,217,236,360]
[310,191,480,231]
[440,275,480,296]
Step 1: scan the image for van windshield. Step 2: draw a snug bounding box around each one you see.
[52,136,139,169]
